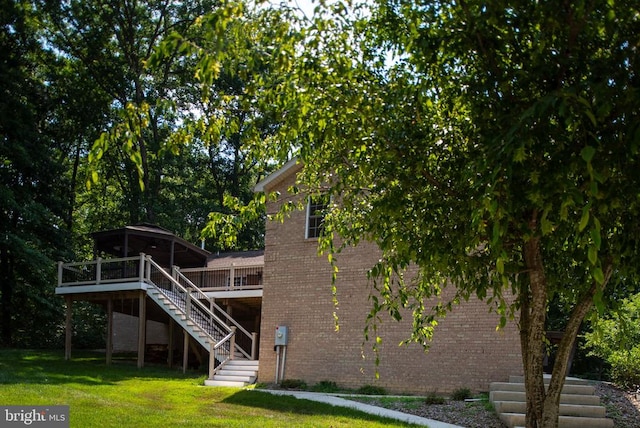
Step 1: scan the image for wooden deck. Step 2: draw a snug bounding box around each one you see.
[56,254,263,294]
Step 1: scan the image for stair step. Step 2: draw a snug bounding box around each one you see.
[493,401,606,418]
[147,286,254,371]
[500,413,613,428]
[204,379,248,387]
[217,369,257,376]
[226,360,259,367]
[489,391,601,406]
[509,375,590,385]
[211,374,255,383]
[221,365,259,372]
[490,382,595,395]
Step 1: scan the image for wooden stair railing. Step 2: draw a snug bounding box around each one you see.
[172,266,257,360]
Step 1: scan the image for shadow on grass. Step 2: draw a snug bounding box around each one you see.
[0,349,205,386]
[222,390,411,426]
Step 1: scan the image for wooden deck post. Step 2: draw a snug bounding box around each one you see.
[57,261,63,286]
[106,298,113,365]
[64,296,72,360]
[209,342,215,379]
[167,319,174,368]
[137,290,146,368]
[251,332,258,360]
[182,332,189,374]
[230,327,236,360]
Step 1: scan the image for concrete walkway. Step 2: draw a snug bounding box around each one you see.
[255,389,464,428]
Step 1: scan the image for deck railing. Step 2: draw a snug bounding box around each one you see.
[58,255,145,286]
[173,268,257,360]
[57,257,263,292]
[179,265,263,291]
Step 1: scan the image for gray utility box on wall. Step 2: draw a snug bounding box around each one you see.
[275,325,288,346]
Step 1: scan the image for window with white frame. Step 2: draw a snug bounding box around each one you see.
[306,195,328,239]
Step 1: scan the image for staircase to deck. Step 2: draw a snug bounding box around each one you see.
[147,287,219,351]
[143,258,258,387]
[147,287,259,387]
[490,375,613,428]
[204,359,260,387]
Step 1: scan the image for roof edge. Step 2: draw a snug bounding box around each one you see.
[254,158,302,193]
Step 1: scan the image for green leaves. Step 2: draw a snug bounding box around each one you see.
[581,145,596,163]
[578,207,590,232]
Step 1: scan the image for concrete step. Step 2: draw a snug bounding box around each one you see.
[489,391,601,406]
[490,382,595,395]
[493,401,606,418]
[500,413,613,428]
[226,360,259,367]
[210,374,255,383]
[217,369,258,377]
[204,379,248,387]
[222,364,259,373]
[509,375,591,386]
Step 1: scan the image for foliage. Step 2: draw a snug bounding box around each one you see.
[279,378,307,389]
[311,380,341,393]
[450,387,472,401]
[0,0,75,347]
[355,385,387,396]
[182,1,640,426]
[584,293,640,388]
[41,0,265,252]
[423,391,446,405]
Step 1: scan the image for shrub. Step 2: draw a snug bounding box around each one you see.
[451,387,472,401]
[584,293,640,388]
[356,385,387,395]
[280,379,307,389]
[424,391,446,405]
[311,380,340,393]
[609,348,640,389]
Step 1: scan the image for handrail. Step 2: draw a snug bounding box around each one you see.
[58,255,143,286]
[145,257,232,340]
[180,264,264,272]
[179,264,263,290]
[209,330,235,379]
[174,268,255,360]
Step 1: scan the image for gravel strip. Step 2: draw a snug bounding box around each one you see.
[349,382,640,428]
[595,382,640,428]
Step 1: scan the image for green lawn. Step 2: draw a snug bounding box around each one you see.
[0,349,416,427]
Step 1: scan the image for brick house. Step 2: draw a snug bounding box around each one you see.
[56,159,522,394]
[255,159,522,393]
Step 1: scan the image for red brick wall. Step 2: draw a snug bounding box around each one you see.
[258,170,523,394]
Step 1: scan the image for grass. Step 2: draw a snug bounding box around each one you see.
[0,349,418,427]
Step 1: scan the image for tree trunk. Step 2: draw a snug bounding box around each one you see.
[520,214,613,428]
[540,262,613,427]
[522,230,548,427]
[0,247,14,346]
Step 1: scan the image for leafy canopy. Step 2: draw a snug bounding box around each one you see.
[186,1,640,339]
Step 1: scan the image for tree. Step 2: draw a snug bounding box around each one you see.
[0,0,72,346]
[145,1,293,250]
[44,0,268,251]
[191,1,640,426]
[43,0,221,226]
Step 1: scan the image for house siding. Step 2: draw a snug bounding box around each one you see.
[258,167,523,394]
